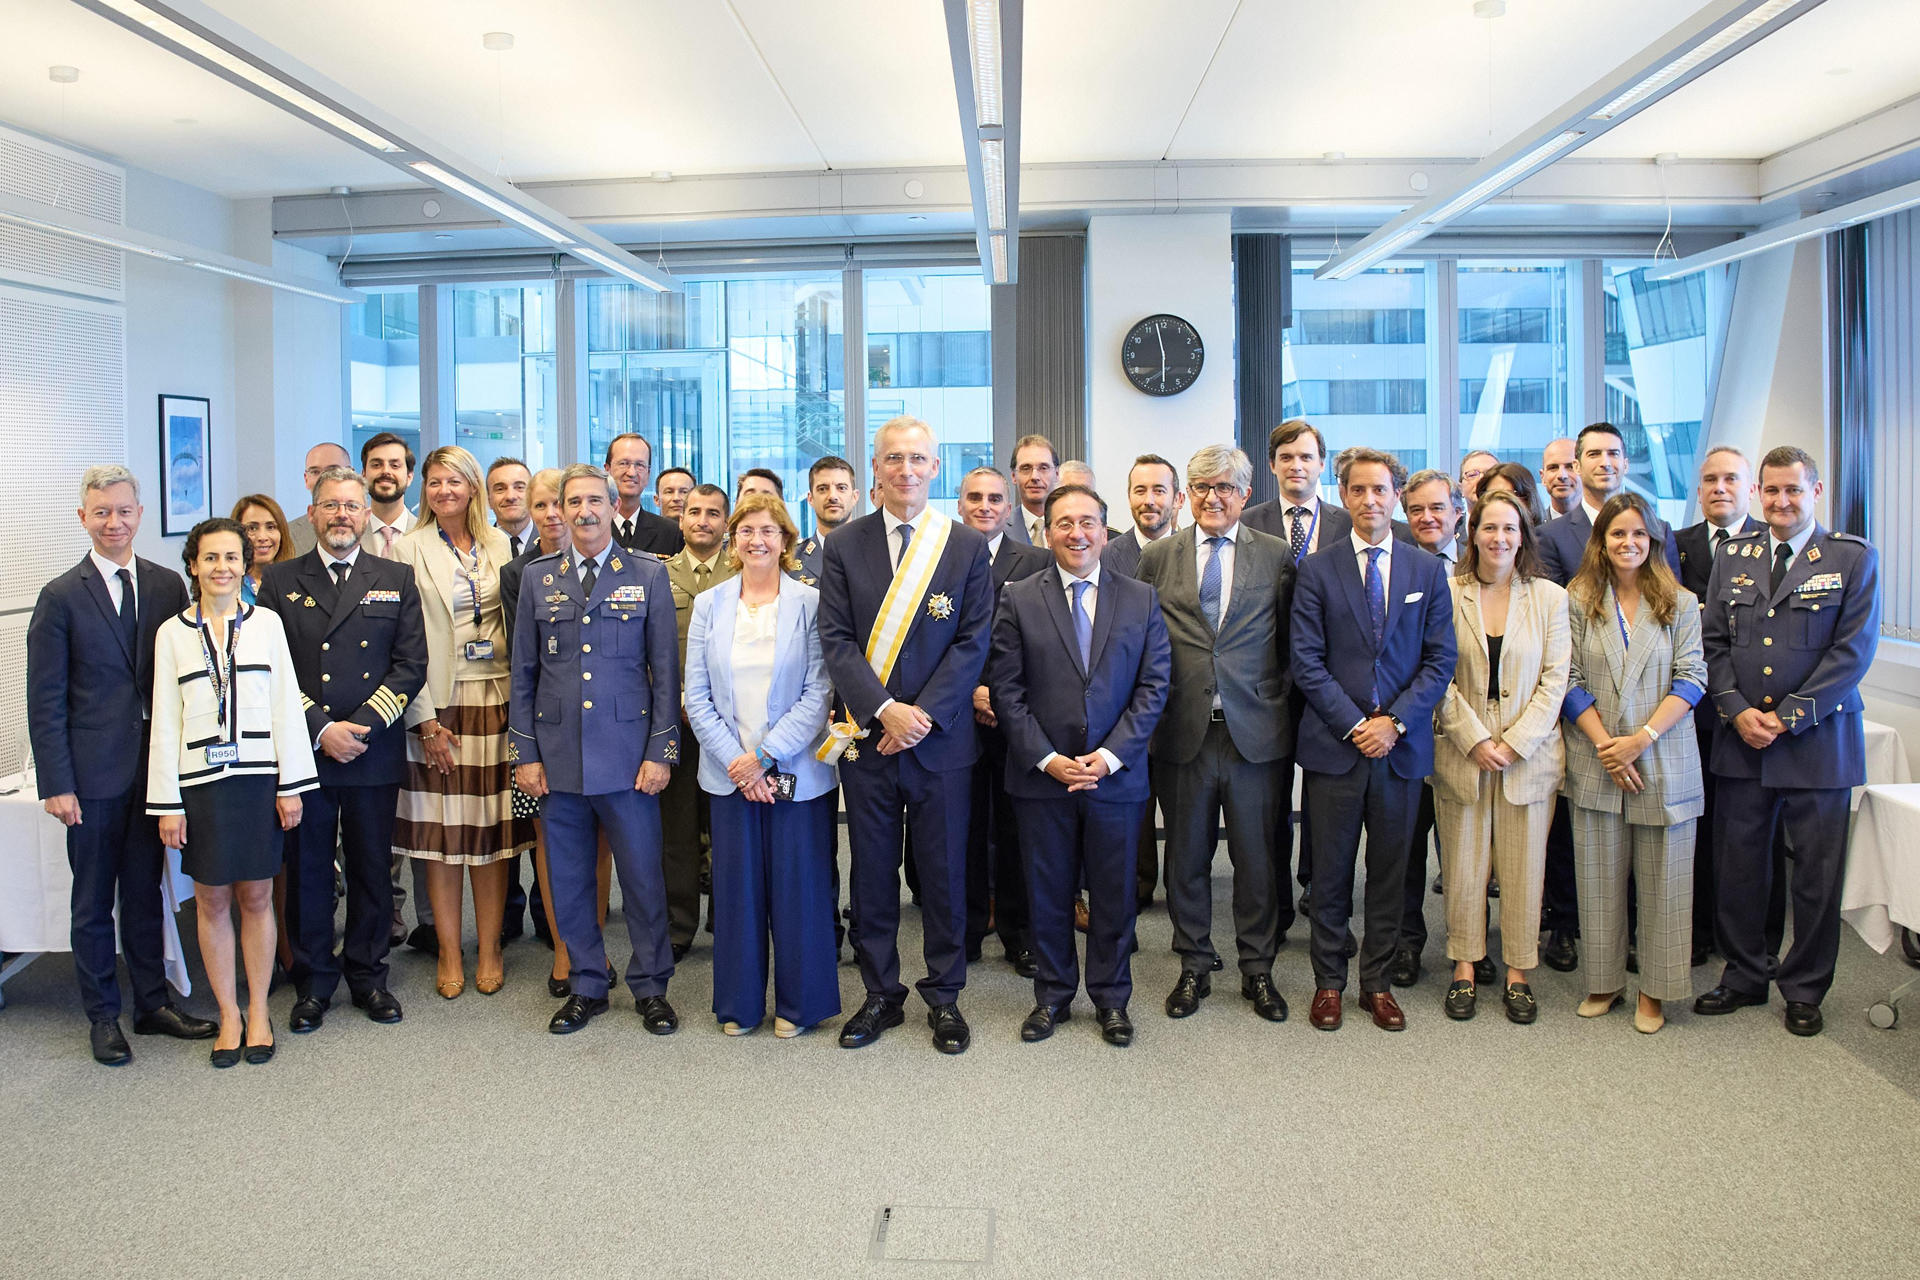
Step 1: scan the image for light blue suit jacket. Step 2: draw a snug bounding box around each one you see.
[684,573,836,802]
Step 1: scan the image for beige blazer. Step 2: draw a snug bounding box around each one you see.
[389,520,511,727]
[1432,574,1571,807]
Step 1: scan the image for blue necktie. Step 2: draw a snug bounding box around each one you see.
[895,522,913,573]
[1365,546,1386,707]
[1200,536,1226,631]
[1070,579,1093,671]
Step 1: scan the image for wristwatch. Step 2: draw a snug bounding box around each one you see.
[1387,714,1408,736]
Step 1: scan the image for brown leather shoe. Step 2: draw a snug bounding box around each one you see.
[1358,989,1406,1031]
[1309,988,1343,1030]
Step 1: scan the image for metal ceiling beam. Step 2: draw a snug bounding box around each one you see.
[942,0,1021,284]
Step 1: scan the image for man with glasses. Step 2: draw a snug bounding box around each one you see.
[287,442,353,555]
[1005,434,1060,547]
[604,432,684,557]
[1137,446,1296,1024]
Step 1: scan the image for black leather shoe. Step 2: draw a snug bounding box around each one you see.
[1784,1001,1824,1036]
[1019,1003,1069,1042]
[1473,956,1497,986]
[838,995,906,1048]
[1389,946,1422,988]
[1694,984,1768,1015]
[351,989,403,1024]
[928,1003,970,1054]
[638,996,679,1035]
[1691,941,1712,967]
[90,1019,131,1066]
[1241,973,1288,1022]
[243,1019,275,1065]
[1011,949,1039,979]
[1097,1006,1133,1047]
[132,1004,217,1039]
[548,994,609,1034]
[405,924,439,956]
[1541,930,1578,973]
[288,997,328,1033]
[547,976,571,999]
[1165,971,1211,1018]
[210,1036,242,1069]
[1503,982,1538,1025]
[1444,979,1476,1021]
[671,942,691,962]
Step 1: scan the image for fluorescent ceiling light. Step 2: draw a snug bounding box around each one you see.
[568,244,672,294]
[0,191,363,303]
[988,233,1009,285]
[1647,178,1920,280]
[979,138,1007,230]
[1317,0,1824,281]
[408,163,569,245]
[968,0,1003,128]
[945,0,1020,286]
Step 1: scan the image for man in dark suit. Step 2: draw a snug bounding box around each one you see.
[261,468,427,1033]
[511,464,683,1037]
[27,465,214,1064]
[991,484,1171,1047]
[1531,420,1682,972]
[1003,434,1059,547]
[1292,447,1455,1032]
[1697,447,1879,1037]
[604,432,684,556]
[819,416,994,1054]
[1138,445,1295,1024]
[1675,446,1773,967]
[957,466,1051,975]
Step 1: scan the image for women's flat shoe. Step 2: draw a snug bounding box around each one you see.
[1577,992,1625,1018]
[721,1020,757,1036]
[436,978,465,1000]
[1634,1001,1665,1034]
[210,1019,244,1069]
[547,976,571,999]
[1503,982,1538,1025]
[1444,979,1476,1021]
[773,1018,802,1039]
[243,1019,276,1065]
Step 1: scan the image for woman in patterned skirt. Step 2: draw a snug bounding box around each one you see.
[390,446,533,998]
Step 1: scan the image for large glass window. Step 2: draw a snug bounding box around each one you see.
[1456,261,1571,480]
[450,282,558,475]
[727,275,846,516]
[349,288,422,500]
[865,268,993,516]
[1283,265,1439,487]
[1603,261,1722,526]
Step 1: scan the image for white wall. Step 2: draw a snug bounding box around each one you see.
[1085,213,1237,499]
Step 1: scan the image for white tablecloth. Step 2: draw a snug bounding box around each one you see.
[1842,782,1920,954]
[0,772,195,995]
[1858,718,1912,809]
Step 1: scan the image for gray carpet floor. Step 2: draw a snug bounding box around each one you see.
[4,836,1920,1279]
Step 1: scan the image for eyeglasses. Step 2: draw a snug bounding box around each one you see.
[314,500,367,515]
[1189,482,1242,498]
[1050,516,1106,535]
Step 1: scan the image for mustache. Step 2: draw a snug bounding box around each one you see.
[571,513,601,527]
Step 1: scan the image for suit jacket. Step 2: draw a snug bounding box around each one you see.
[1702,524,1879,789]
[817,509,994,774]
[1675,515,1763,602]
[388,522,513,727]
[792,533,825,587]
[989,569,1170,802]
[991,536,1051,591]
[683,574,835,802]
[1563,587,1707,823]
[664,547,739,667]
[1100,529,1149,580]
[27,554,189,799]
[498,543,552,654]
[1243,498,1412,555]
[1431,575,1570,807]
[1136,525,1295,765]
[258,550,428,788]
[508,543,680,795]
[288,513,318,557]
[613,507,684,557]
[1003,508,1038,547]
[1536,502,1682,587]
[1291,537,1456,780]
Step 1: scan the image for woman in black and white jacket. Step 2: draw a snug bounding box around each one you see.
[149,517,317,1067]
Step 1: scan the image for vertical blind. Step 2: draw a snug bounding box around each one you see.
[1866,210,1918,641]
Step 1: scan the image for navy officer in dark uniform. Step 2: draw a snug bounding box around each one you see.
[510,463,683,1036]
[1696,445,1879,1037]
[261,466,426,1032]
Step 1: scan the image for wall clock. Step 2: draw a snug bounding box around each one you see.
[1122,313,1204,396]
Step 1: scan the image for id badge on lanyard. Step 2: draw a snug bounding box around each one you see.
[197,605,243,763]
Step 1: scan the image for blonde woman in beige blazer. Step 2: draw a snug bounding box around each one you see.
[1431,493,1569,1024]
[388,445,533,999]
[1562,493,1706,1035]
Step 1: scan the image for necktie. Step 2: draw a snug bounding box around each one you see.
[1771,541,1792,595]
[378,525,398,557]
[895,523,913,573]
[1712,528,1729,561]
[1365,546,1386,709]
[620,519,634,547]
[331,561,349,589]
[1287,506,1309,561]
[115,569,137,649]
[1029,515,1044,548]
[510,533,523,558]
[581,557,598,598]
[1199,536,1226,631]
[1070,579,1093,671]
[694,562,710,585]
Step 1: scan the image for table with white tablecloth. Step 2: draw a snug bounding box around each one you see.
[1857,718,1912,809]
[0,771,195,1006]
[1843,781,1920,954]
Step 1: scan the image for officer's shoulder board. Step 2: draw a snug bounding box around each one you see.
[1828,531,1870,546]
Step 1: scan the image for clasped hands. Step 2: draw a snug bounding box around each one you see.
[726,752,776,804]
[513,760,670,797]
[1351,715,1401,759]
[1043,753,1111,792]
[1733,707,1786,751]
[876,701,933,755]
[1595,729,1650,794]
[1468,738,1518,773]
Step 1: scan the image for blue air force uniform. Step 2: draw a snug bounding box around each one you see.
[509,542,681,1002]
[1702,523,1880,1007]
[792,534,825,587]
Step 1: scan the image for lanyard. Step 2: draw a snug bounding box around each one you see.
[1288,502,1320,563]
[438,528,484,628]
[195,604,243,739]
[1615,598,1631,650]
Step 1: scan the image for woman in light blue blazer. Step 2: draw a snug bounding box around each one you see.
[684,493,840,1037]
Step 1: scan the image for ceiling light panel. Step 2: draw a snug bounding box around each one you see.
[969,0,1003,128]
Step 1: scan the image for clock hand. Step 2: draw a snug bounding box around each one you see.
[1156,326,1167,388]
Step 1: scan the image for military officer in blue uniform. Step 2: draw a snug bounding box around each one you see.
[510,464,683,1037]
[793,454,859,587]
[260,466,427,1032]
[1696,446,1879,1037]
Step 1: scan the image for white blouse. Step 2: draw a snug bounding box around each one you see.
[730,596,779,753]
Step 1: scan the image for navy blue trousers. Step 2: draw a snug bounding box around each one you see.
[1020,793,1145,1009]
[1304,756,1420,993]
[1714,779,1850,1005]
[287,782,397,1003]
[542,788,672,1000]
[966,728,1028,953]
[66,785,169,1022]
[842,752,970,1007]
[709,791,840,1029]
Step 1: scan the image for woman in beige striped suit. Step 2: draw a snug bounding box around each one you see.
[1431,492,1570,1023]
[1562,493,1706,1034]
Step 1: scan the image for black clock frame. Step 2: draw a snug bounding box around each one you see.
[1122,313,1204,397]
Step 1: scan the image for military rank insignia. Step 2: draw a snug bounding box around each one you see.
[303,596,317,607]
[359,589,401,605]
[663,739,679,764]
[610,556,624,572]
[285,591,301,601]
[1806,546,1822,563]
[926,592,954,621]
[542,573,554,586]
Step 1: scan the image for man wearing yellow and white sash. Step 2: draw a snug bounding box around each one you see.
[818,416,994,1054]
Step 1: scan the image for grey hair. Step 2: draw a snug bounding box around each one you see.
[960,465,1010,490]
[309,466,367,499]
[1403,468,1465,516]
[1185,445,1252,493]
[873,415,938,460]
[80,464,139,505]
[559,463,618,505]
[1059,460,1096,485]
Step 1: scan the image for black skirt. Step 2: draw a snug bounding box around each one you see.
[180,774,284,886]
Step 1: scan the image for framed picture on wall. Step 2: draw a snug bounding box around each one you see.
[158,394,212,536]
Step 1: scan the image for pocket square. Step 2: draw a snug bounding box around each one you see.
[1403,591,1423,603]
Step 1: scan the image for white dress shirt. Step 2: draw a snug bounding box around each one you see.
[1282,495,1327,554]
[319,543,362,577]
[1194,523,1240,625]
[364,507,415,557]
[1036,562,1123,778]
[986,532,1005,564]
[874,506,935,719]
[1350,527,1395,601]
[89,549,138,614]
